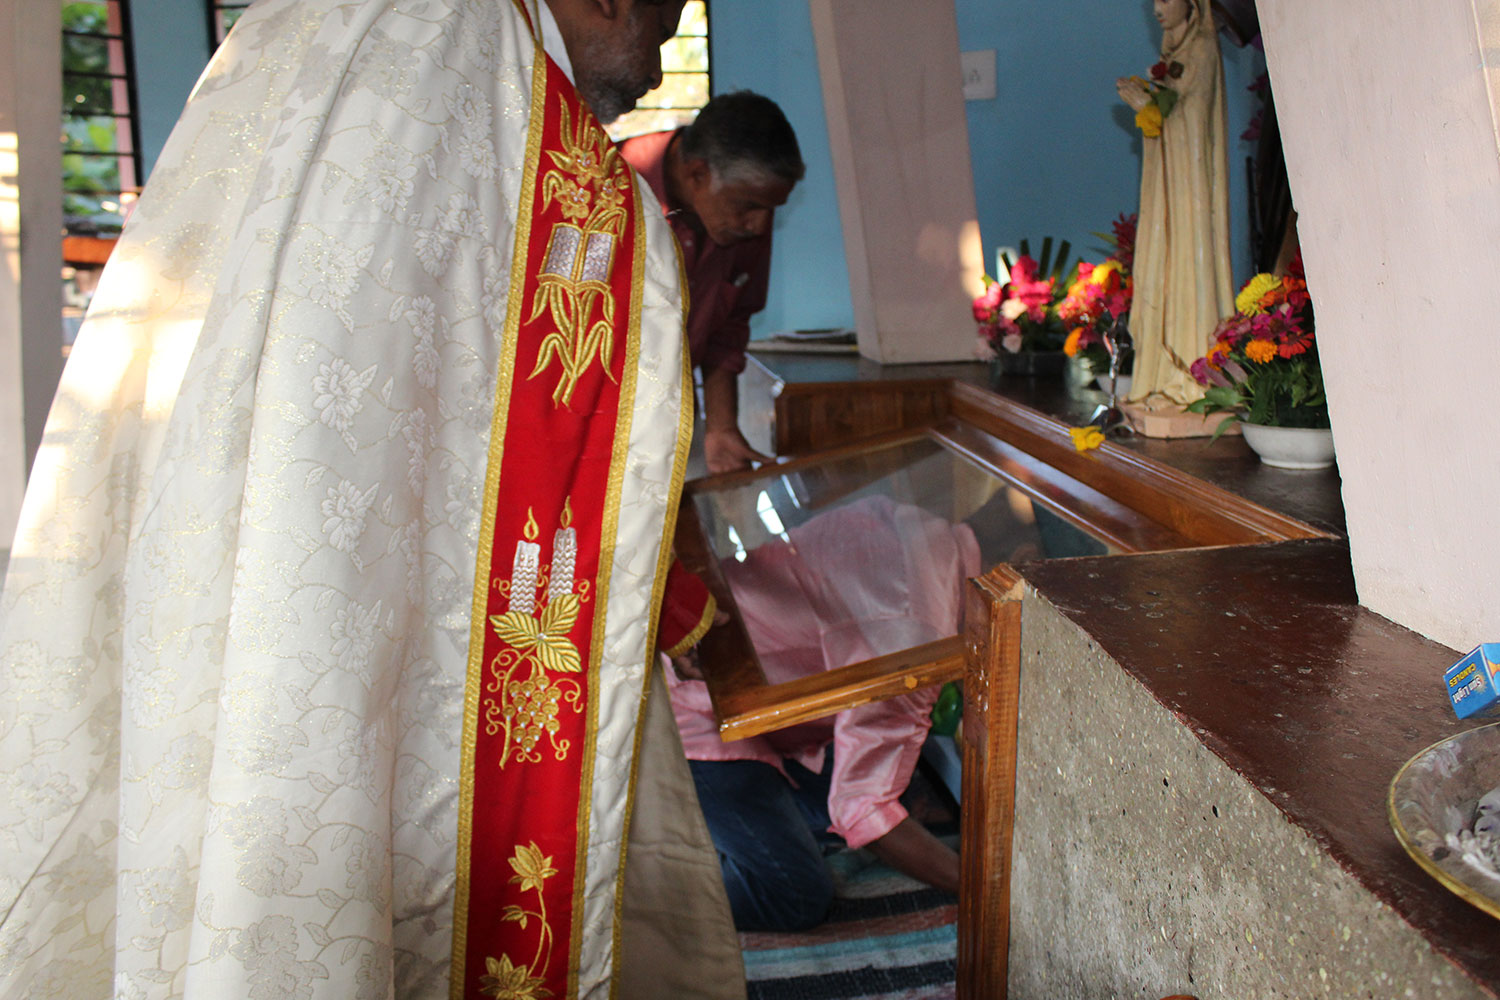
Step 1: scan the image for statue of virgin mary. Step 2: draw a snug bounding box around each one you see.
[1117,0,1235,408]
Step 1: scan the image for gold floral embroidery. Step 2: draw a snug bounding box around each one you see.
[479,954,551,1000]
[528,98,630,406]
[485,503,587,767]
[479,843,559,999]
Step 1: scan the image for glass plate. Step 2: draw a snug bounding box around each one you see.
[1388,722,1500,920]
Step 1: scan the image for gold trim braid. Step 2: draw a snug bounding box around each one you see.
[606,203,698,999]
[662,594,718,660]
[450,25,551,1000]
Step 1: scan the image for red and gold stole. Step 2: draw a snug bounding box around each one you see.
[451,24,648,1000]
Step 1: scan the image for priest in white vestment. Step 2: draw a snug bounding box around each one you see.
[0,1,741,997]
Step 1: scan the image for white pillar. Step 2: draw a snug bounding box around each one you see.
[0,0,64,548]
[1258,0,1500,649]
[808,0,985,364]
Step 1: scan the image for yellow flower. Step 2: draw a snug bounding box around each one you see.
[556,180,591,221]
[1244,338,1277,363]
[480,954,553,1000]
[1135,103,1163,138]
[1069,426,1105,452]
[1236,273,1281,315]
[1063,329,1084,357]
[1089,260,1121,286]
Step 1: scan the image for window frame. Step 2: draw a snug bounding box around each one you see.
[607,0,711,140]
[61,0,144,239]
[207,1,250,45]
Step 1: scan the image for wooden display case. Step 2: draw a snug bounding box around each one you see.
[676,381,1330,742]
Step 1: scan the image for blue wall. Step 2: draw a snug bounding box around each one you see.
[710,2,854,336]
[714,1,1266,338]
[129,0,212,176]
[129,2,1265,331]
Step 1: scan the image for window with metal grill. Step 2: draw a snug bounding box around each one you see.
[62,0,141,240]
[208,1,250,45]
[607,0,709,141]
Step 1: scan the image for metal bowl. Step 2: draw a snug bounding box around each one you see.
[1388,722,1500,920]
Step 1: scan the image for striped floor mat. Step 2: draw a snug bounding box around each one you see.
[738,850,957,1000]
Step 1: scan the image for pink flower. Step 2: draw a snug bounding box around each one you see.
[1190,355,1230,388]
[1213,314,1250,346]
[1005,256,1054,312]
[1001,331,1024,354]
[972,281,1004,323]
[1009,255,1040,285]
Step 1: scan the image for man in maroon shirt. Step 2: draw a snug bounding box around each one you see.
[620,91,804,473]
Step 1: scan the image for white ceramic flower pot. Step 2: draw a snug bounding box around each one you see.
[1093,373,1132,397]
[1241,422,1335,470]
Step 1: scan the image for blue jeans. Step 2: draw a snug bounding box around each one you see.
[688,755,839,932]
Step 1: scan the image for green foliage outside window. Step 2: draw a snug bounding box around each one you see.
[62,0,136,236]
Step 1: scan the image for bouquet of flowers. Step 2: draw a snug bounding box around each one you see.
[1186,253,1327,431]
[1058,213,1136,376]
[1128,59,1183,137]
[973,240,1071,357]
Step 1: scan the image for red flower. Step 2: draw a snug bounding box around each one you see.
[1281,276,1309,310]
[1110,213,1137,271]
[1278,329,1312,358]
[1150,61,1168,80]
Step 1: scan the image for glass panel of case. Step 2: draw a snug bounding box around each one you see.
[692,434,1118,581]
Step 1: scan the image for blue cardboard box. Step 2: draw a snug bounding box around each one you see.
[1445,644,1500,719]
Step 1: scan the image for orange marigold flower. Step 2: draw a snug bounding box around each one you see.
[1206,342,1230,368]
[1064,329,1084,357]
[1244,339,1277,363]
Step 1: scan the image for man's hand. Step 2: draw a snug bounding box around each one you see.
[668,609,729,681]
[700,365,768,474]
[865,817,960,894]
[704,426,770,475]
[670,646,704,681]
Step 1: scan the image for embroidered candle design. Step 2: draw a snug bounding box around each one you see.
[485,503,585,766]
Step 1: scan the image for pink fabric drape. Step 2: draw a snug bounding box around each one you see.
[667,496,979,848]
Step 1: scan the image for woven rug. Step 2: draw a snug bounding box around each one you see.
[738,847,958,1000]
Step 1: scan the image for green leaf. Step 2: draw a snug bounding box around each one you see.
[1206,414,1241,442]
[1185,384,1245,414]
[1155,87,1179,119]
[1052,239,1072,280]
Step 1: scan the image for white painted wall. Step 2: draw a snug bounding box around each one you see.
[1258,0,1500,650]
[0,1,63,548]
[808,0,985,363]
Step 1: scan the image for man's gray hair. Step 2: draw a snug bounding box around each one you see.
[678,91,805,188]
